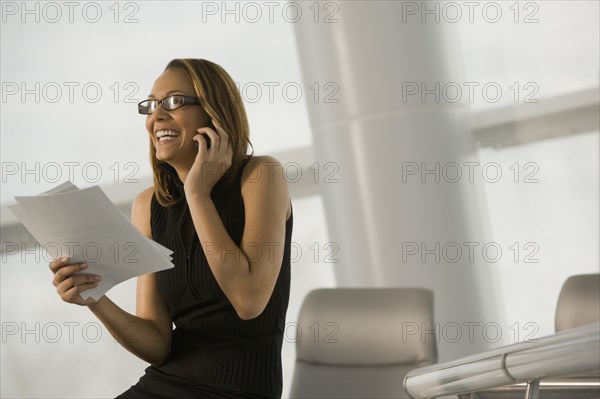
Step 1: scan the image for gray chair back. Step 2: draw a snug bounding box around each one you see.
[289,287,437,398]
[555,273,600,332]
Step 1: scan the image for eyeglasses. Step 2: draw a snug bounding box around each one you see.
[138,95,201,115]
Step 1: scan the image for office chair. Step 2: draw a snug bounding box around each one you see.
[555,273,600,332]
[288,287,437,398]
[459,273,600,399]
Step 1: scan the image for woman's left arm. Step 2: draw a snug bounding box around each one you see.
[186,155,290,320]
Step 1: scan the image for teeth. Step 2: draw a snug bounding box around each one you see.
[156,130,181,138]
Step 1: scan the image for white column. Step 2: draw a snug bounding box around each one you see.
[292,1,504,361]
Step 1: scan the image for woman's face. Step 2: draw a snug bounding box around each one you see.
[145,67,211,166]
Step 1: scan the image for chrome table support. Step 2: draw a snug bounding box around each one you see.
[524,380,539,399]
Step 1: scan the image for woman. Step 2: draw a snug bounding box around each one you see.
[48,58,293,398]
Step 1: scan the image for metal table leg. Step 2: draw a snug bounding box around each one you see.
[524,380,540,399]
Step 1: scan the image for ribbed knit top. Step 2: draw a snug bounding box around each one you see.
[146,155,293,398]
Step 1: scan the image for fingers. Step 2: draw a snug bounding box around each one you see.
[56,270,100,290]
[60,279,101,303]
[212,119,229,151]
[192,133,206,152]
[49,256,101,304]
[197,119,228,152]
[49,256,70,273]
[198,128,219,150]
[51,258,88,286]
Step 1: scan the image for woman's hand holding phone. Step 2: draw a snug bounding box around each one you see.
[186,118,233,197]
[194,132,211,150]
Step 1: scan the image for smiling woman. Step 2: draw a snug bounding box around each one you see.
[47,58,293,399]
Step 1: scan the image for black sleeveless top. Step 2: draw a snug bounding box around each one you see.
[144,155,293,398]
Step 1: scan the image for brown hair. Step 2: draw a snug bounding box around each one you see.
[149,59,254,207]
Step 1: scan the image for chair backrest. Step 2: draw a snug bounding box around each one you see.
[555,273,600,332]
[289,287,437,398]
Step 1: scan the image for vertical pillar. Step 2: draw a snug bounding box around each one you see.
[293,1,503,361]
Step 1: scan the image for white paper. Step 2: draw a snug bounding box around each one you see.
[9,181,174,300]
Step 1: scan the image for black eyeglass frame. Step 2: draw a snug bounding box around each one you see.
[138,95,201,115]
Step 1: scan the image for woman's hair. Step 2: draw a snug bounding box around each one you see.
[150,58,254,207]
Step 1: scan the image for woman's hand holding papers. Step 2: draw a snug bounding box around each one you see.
[49,256,102,306]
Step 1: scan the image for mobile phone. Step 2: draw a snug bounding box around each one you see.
[194,121,215,150]
[194,134,211,150]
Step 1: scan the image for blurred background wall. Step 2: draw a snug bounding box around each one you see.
[1,1,598,397]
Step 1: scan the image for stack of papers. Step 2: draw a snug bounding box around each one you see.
[9,181,174,300]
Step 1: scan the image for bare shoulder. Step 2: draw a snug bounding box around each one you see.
[134,186,155,204]
[241,155,291,220]
[240,155,285,187]
[131,186,154,239]
[132,186,154,215]
[241,155,277,177]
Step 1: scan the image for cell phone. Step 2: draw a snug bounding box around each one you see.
[194,121,215,150]
[194,134,211,150]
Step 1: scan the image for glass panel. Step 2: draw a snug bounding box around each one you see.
[476,131,599,343]
[457,1,599,111]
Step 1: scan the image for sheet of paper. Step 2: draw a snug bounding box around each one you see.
[9,181,174,300]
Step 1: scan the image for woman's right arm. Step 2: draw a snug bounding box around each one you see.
[49,187,173,366]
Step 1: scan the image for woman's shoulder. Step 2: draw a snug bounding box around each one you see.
[131,186,155,238]
[134,186,155,204]
[240,154,284,183]
[132,186,155,215]
[240,155,291,220]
